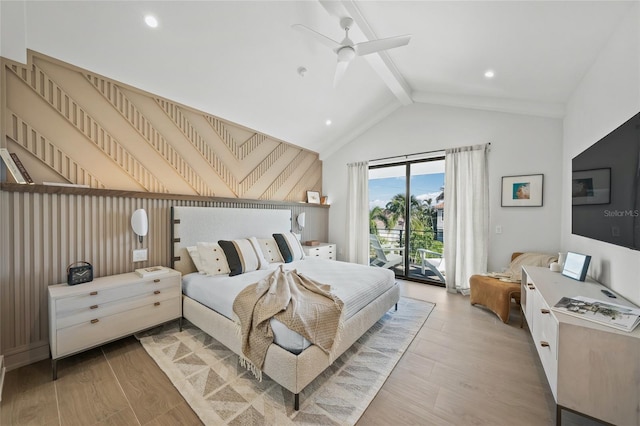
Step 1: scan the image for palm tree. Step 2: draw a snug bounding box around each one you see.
[385,193,421,230]
[369,206,389,234]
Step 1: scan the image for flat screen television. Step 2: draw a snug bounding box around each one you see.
[572,111,640,249]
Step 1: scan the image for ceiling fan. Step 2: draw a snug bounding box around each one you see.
[293,17,411,87]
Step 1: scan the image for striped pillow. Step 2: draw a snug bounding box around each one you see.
[218,238,268,276]
[273,232,304,263]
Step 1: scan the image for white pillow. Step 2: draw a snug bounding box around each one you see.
[186,246,207,274]
[196,242,230,276]
[257,237,284,263]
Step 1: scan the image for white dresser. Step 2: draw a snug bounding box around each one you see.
[521,266,640,426]
[48,268,182,379]
[302,243,336,260]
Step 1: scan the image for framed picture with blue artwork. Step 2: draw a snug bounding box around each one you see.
[501,174,543,207]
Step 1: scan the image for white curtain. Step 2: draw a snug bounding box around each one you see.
[444,144,489,295]
[346,161,370,265]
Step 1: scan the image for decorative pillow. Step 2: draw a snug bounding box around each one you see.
[186,246,207,274]
[218,238,268,276]
[196,242,230,276]
[505,252,558,280]
[273,232,305,263]
[257,237,284,263]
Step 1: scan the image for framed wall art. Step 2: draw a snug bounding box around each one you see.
[306,191,320,204]
[501,174,543,207]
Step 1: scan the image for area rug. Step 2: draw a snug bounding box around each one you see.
[138,297,434,425]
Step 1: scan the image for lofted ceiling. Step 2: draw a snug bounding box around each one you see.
[3,1,635,159]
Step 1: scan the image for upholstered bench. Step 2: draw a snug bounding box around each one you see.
[469,252,558,325]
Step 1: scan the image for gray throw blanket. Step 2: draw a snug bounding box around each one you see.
[232,265,344,379]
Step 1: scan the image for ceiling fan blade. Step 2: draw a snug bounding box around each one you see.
[292,24,341,50]
[333,60,350,87]
[354,34,411,56]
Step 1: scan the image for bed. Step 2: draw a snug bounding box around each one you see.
[171,206,400,410]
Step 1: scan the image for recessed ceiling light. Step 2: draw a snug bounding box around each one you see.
[145,15,158,28]
[484,70,495,79]
[325,119,332,126]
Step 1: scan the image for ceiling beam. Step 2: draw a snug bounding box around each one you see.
[320,0,413,105]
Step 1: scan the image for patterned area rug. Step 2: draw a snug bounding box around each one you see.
[138,297,434,425]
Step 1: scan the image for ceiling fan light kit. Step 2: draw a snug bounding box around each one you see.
[293,15,411,87]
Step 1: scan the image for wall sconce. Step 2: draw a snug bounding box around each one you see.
[131,208,148,244]
[296,212,306,230]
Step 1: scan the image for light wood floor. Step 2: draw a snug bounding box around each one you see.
[0,281,605,426]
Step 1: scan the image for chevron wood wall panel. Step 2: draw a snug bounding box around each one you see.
[1,52,322,201]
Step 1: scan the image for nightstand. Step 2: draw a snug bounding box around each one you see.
[302,243,337,260]
[48,268,182,379]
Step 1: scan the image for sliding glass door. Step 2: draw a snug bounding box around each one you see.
[369,158,445,285]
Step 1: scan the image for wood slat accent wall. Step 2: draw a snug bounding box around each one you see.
[0,188,328,370]
[1,51,322,201]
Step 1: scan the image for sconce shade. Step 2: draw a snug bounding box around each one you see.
[297,212,306,229]
[131,209,148,243]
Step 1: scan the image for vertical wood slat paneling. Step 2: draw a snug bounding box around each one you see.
[0,191,328,369]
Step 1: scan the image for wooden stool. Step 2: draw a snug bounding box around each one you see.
[469,275,521,324]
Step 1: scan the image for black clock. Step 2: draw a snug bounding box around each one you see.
[67,261,93,286]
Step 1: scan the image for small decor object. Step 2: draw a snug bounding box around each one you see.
[135,266,169,278]
[501,174,543,207]
[0,148,28,184]
[572,168,611,205]
[304,240,320,246]
[561,251,591,281]
[9,152,34,184]
[320,196,328,205]
[306,191,320,204]
[67,261,94,286]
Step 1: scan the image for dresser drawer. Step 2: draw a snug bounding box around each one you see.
[303,243,336,260]
[55,275,179,314]
[55,296,181,358]
[55,286,181,329]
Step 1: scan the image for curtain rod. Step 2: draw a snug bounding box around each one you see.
[369,142,491,163]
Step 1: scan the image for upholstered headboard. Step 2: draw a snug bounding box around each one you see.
[170,206,292,276]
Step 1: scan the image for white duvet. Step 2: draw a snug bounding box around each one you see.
[182,258,396,353]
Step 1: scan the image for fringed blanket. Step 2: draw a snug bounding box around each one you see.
[232,265,344,379]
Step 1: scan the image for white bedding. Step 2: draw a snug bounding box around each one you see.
[182,258,396,353]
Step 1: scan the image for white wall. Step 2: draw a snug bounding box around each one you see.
[0,0,27,63]
[561,3,640,305]
[323,102,563,272]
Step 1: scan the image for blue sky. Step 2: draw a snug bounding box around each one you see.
[369,173,444,209]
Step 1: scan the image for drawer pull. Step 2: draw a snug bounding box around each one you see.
[154,290,161,295]
[153,279,160,283]
[527,285,534,290]
[90,291,98,296]
[90,319,99,324]
[540,309,550,314]
[90,305,98,310]
[154,302,161,306]
[540,341,550,348]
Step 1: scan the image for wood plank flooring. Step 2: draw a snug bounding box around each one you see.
[0,281,605,425]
